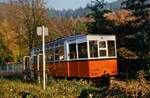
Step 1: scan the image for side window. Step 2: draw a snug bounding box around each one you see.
[99,41,107,57]
[54,46,64,61]
[108,41,116,57]
[69,43,77,59]
[78,42,88,58]
[33,56,37,65]
[89,40,98,58]
[39,55,43,64]
[59,46,64,60]
[47,49,54,62]
[54,48,59,61]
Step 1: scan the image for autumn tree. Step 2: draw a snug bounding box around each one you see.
[47,17,87,41]
[0,20,15,64]
[14,0,48,55]
[122,0,150,57]
[0,3,17,64]
[87,0,114,34]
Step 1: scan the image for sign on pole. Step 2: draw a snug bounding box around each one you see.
[37,27,48,36]
[37,26,48,90]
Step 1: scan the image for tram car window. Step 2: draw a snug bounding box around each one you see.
[54,47,59,61]
[69,43,77,59]
[47,49,54,62]
[108,41,116,57]
[99,41,107,57]
[39,55,43,64]
[59,46,64,60]
[54,46,64,61]
[78,42,88,58]
[99,50,107,57]
[33,56,37,65]
[99,41,106,48]
[89,40,98,58]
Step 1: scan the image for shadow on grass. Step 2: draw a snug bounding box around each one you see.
[19,91,39,98]
[78,82,150,98]
[0,74,23,81]
[78,87,126,98]
[78,87,106,98]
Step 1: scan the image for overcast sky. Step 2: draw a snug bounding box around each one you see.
[48,0,117,10]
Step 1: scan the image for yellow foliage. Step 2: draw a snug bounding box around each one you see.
[0,19,23,62]
[118,47,138,59]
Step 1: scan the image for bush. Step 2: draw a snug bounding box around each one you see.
[4,53,14,62]
[108,72,150,98]
[144,56,150,77]
[0,57,3,66]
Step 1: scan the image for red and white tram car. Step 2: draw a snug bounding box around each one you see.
[31,34,118,78]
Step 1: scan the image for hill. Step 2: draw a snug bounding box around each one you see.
[48,0,122,18]
[106,0,122,10]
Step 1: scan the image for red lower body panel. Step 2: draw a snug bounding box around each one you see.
[37,59,118,78]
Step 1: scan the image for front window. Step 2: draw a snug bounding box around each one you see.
[89,40,98,58]
[99,41,106,48]
[99,41,107,57]
[108,41,116,57]
[99,50,106,57]
[78,42,88,58]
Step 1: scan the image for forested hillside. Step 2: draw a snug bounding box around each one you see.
[48,0,122,18]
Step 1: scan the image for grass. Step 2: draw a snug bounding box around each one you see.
[0,79,43,98]
[0,78,94,98]
[1,72,150,98]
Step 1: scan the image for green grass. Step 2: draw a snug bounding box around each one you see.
[0,78,94,98]
[1,75,150,98]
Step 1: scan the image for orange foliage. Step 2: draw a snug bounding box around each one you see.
[104,9,136,25]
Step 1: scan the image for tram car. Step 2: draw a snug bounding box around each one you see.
[31,34,118,78]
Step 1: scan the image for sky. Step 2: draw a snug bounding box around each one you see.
[48,0,117,10]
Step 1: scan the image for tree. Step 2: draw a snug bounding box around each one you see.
[122,0,150,57]
[14,0,48,55]
[87,0,114,34]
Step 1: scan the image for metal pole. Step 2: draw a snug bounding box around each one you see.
[23,56,26,70]
[37,55,40,84]
[42,26,46,90]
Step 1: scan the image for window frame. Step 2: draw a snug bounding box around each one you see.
[46,49,54,63]
[54,45,65,62]
[33,55,37,65]
[77,42,88,59]
[68,41,88,61]
[88,39,117,59]
[69,43,77,60]
[89,40,98,58]
[107,40,116,57]
[98,40,108,58]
